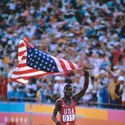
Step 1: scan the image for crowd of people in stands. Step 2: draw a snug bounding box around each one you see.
[0,0,125,109]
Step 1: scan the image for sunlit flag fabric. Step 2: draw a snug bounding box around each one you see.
[10,37,80,84]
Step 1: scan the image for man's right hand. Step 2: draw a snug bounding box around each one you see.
[56,121,61,125]
[83,63,94,70]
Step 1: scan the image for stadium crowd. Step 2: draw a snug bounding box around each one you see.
[0,0,125,109]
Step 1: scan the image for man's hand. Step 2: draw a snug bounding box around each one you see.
[83,63,94,70]
[56,121,61,125]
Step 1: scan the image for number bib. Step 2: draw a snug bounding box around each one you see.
[62,114,75,122]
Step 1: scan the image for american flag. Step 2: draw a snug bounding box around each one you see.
[10,37,80,84]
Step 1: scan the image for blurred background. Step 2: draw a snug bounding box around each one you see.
[0,1,125,124]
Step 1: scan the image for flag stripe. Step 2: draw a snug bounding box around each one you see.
[18,46,26,53]
[19,59,26,64]
[11,78,29,84]
[18,54,26,63]
[12,69,38,74]
[11,71,45,77]
[18,55,27,64]
[60,59,72,70]
[51,56,64,72]
[18,50,26,56]
[58,59,68,71]
[18,40,26,62]
[11,71,48,78]
[74,63,79,69]
[15,66,33,71]
[68,61,76,70]
[18,63,27,67]
[18,41,25,47]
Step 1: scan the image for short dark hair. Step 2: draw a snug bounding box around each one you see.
[64,84,72,90]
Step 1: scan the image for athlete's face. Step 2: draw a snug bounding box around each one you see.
[64,86,72,97]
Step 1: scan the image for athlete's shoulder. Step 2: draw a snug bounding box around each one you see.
[55,98,62,111]
[71,97,76,106]
[55,98,62,106]
[56,98,62,101]
[56,98,62,103]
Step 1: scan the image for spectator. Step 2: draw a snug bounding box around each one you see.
[108,73,119,107]
[15,83,25,102]
[72,74,82,95]
[115,76,125,108]
[53,76,61,101]
[99,81,109,108]
[36,83,54,104]
[45,84,54,103]
[93,70,109,107]
[72,74,83,104]
[82,75,93,105]
[25,78,37,102]
[0,75,8,100]
[58,76,67,98]
[7,79,17,101]
[111,44,122,66]
[36,84,46,103]
[92,74,102,107]
[121,79,125,106]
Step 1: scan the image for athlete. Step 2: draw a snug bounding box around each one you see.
[52,67,90,125]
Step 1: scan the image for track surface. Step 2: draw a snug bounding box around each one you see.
[32,115,125,125]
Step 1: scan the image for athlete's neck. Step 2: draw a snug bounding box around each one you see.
[63,96,71,101]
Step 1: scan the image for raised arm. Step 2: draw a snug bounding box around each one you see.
[52,99,61,125]
[72,70,89,102]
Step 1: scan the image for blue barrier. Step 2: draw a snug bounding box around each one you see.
[0,102,25,112]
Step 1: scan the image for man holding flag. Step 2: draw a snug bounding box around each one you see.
[10,37,93,84]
